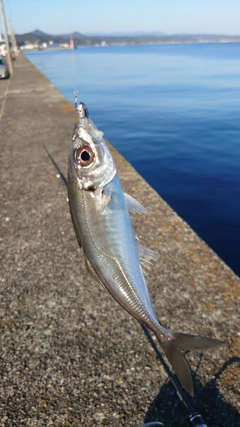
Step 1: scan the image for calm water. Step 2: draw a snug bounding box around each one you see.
[26,44,240,276]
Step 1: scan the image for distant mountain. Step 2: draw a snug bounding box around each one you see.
[85,31,165,36]
[16,30,88,46]
[15,29,240,47]
[59,31,85,39]
[31,29,48,36]
[16,31,79,46]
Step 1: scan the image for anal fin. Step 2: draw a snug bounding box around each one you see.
[138,243,158,264]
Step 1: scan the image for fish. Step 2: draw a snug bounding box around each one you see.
[67,101,224,396]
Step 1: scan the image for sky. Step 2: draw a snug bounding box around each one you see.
[2,0,240,36]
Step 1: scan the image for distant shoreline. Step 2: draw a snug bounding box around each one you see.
[16,30,240,51]
[21,39,240,52]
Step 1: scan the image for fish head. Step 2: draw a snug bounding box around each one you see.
[68,111,117,192]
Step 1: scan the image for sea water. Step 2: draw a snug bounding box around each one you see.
[25,43,240,276]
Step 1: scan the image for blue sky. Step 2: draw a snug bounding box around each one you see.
[2,0,240,35]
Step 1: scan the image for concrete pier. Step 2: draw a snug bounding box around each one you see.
[0,53,239,426]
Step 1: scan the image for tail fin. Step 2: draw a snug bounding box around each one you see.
[158,331,224,396]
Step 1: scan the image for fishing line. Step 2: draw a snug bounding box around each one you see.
[66,0,78,94]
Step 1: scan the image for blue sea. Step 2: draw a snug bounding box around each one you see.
[25,44,240,277]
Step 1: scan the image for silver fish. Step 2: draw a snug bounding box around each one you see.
[67,102,224,396]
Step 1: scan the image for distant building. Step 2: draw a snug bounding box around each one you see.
[60,43,69,48]
[20,41,38,50]
[0,41,6,56]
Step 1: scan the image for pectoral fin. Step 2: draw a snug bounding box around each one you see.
[124,193,148,214]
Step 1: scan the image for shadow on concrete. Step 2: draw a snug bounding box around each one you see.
[143,357,240,427]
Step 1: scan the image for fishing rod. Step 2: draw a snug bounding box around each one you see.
[43,139,208,427]
[139,422,165,426]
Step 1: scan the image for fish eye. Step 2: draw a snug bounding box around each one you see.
[81,151,90,161]
[74,145,94,167]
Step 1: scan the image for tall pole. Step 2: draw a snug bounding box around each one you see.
[9,20,18,58]
[0,0,13,75]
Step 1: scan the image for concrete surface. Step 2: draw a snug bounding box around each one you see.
[0,53,239,427]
